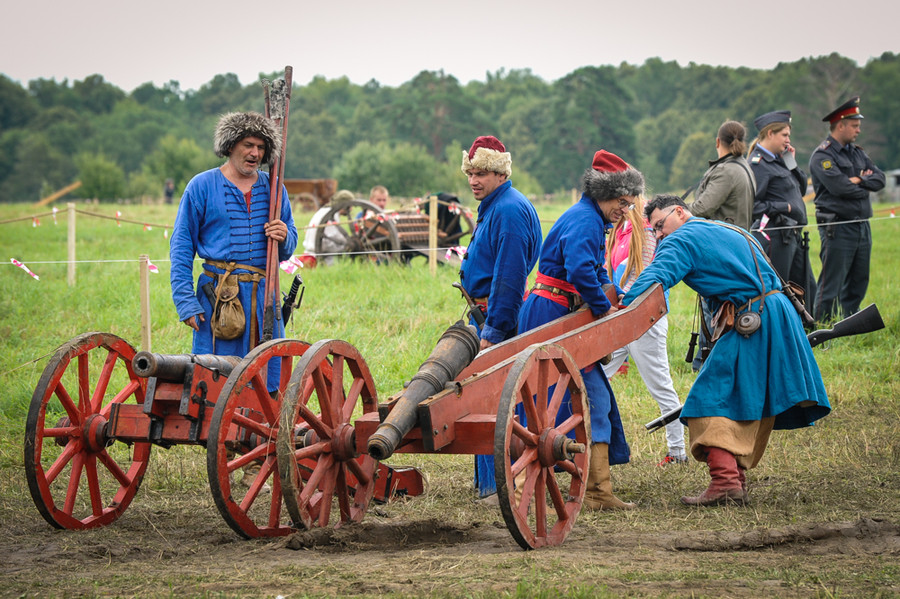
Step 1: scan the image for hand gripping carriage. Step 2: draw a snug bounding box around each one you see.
[24,285,665,549]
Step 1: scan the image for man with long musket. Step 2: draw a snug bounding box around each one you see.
[170,112,298,391]
[624,195,830,506]
[809,96,885,323]
[459,135,542,501]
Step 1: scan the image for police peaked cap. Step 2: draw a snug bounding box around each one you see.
[753,110,792,131]
[214,111,282,164]
[822,96,864,124]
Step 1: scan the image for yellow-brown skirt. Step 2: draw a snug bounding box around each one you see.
[687,416,776,470]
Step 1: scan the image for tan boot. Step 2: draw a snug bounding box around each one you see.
[583,443,635,511]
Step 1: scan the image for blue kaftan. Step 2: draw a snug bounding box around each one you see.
[170,168,298,389]
[517,195,630,465]
[623,218,829,430]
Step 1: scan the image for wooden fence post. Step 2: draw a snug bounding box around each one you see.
[67,202,76,287]
[428,195,438,276]
[139,255,152,351]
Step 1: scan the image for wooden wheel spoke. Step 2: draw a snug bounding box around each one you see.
[292,440,330,463]
[335,467,351,521]
[228,442,271,473]
[238,458,276,512]
[84,456,103,517]
[53,381,81,424]
[267,467,284,528]
[278,355,294,390]
[300,454,334,504]
[89,350,118,413]
[63,453,85,515]
[77,354,90,416]
[298,402,332,440]
[231,411,273,440]
[96,448,131,487]
[534,470,548,538]
[511,420,539,446]
[554,413,584,437]
[326,355,345,426]
[345,455,370,485]
[249,372,278,425]
[46,443,78,485]
[547,373,571,419]
[311,366,336,427]
[518,380,541,433]
[554,458,579,477]
[536,360,550,419]
[43,424,77,441]
[546,472,568,520]
[316,465,337,526]
[102,380,142,419]
[342,376,365,423]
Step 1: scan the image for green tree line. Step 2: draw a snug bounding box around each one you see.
[2,52,898,204]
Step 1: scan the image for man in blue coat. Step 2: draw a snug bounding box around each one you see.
[170,112,298,392]
[458,135,542,499]
[624,195,830,506]
[518,150,643,510]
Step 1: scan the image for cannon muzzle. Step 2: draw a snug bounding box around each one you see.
[132,352,240,380]
[367,321,479,461]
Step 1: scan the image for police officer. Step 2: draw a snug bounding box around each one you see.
[809,96,885,323]
[747,110,815,313]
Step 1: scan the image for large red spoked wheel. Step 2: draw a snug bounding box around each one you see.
[494,344,590,550]
[206,338,312,538]
[24,332,149,530]
[276,339,378,530]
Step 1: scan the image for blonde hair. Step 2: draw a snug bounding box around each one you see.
[748,122,790,155]
[607,195,648,285]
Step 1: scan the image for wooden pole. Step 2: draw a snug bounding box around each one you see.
[139,255,152,351]
[428,195,438,276]
[67,202,76,287]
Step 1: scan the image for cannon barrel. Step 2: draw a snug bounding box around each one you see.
[132,351,240,380]
[367,320,479,461]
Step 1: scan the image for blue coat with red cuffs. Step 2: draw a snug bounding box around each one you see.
[517,194,629,463]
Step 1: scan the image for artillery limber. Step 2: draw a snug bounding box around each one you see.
[24,284,665,549]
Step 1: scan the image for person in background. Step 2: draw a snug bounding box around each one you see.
[690,120,756,230]
[459,135,542,501]
[301,189,355,267]
[624,195,829,506]
[747,110,816,313]
[164,178,176,205]
[688,120,757,371]
[602,194,687,467]
[809,96,885,323]
[368,185,389,211]
[518,149,644,510]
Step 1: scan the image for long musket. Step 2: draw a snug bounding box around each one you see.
[261,66,293,342]
[645,303,885,432]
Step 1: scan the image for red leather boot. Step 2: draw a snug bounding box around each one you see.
[681,447,747,506]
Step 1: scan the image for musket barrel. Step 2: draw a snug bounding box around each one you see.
[367,321,479,461]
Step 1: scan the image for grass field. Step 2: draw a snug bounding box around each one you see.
[0,199,898,598]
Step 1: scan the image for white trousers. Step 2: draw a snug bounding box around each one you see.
[602,314,685,456]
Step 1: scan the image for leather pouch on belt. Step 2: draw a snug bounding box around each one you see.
[212,275,245,340]
[710,301,735,343]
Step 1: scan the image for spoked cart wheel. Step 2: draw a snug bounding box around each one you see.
[206,338,312,538]
[314,199,400,263]
[494,343,591,550]
[24,332,150,530]
[276,339,379,530]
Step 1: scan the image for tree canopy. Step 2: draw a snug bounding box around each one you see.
[1,54,897,204]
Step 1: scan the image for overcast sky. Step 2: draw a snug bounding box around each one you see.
[3,0,897,93]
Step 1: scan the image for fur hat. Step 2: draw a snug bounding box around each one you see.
[213,111,282,164]
[581,150,644,202]
[460,136,512,177]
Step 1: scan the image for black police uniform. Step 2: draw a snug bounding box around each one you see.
[748,146,816,312]
[809,129,885,322]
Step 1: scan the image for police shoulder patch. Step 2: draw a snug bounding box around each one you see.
[819,140,831,150]
[751,155,761,164]
[821,160,833,170]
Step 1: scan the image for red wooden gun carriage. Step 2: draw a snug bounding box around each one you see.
[24,285,665,549]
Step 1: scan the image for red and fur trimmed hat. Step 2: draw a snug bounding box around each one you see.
[582,150,644,202]
[214,111,282,164]
[461,136,512,177]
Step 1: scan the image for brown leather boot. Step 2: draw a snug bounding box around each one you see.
[583,443,635,511]
[681,447,746,506]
